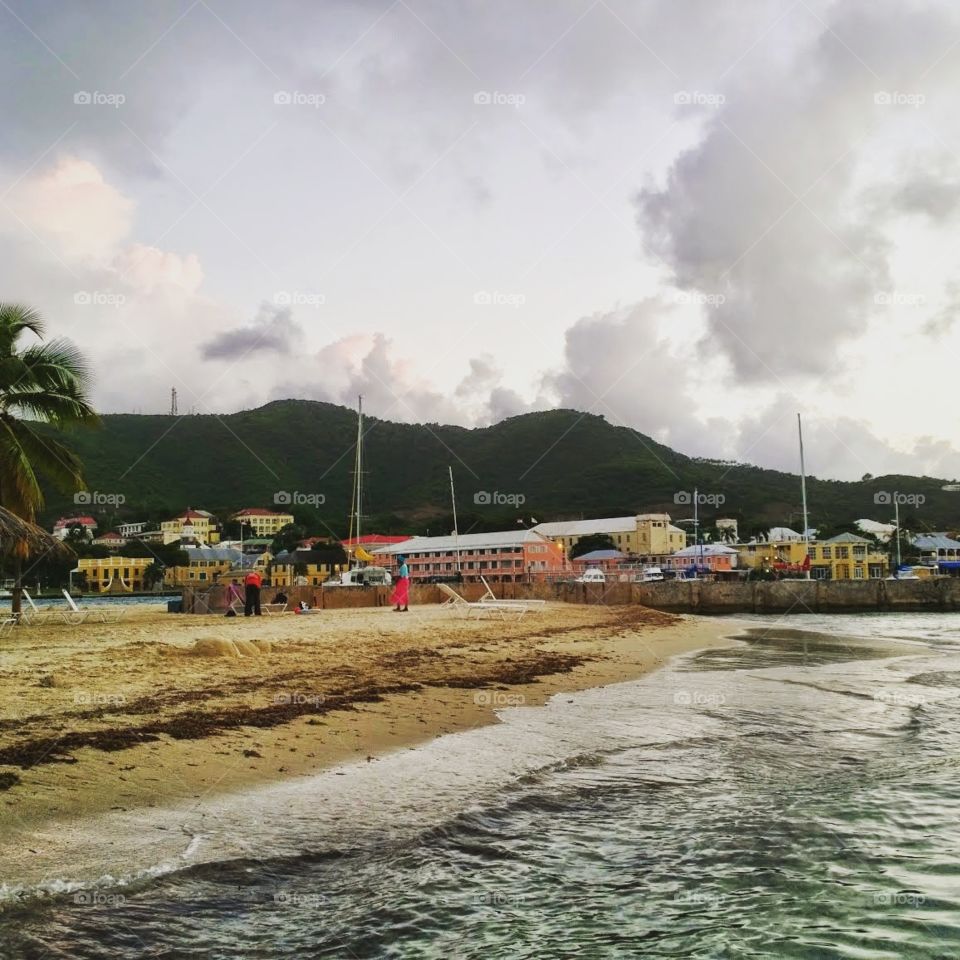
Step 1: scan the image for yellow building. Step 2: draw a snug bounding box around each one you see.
[270,549,346,587]
[531,514,686,557]
[737,539,810,571]
[76,556,151,593]
[233,508,295,538]
[807,534,889,580]
[163,547,243,586]
[161,508,221,545]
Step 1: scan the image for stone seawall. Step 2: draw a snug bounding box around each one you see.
[181,577,960,615]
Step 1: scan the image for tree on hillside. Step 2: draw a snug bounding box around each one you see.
[271,522,307,555]
[570,533,618,558]
[0,304,98,614]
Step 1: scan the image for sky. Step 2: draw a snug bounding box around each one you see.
[2,0,960,480]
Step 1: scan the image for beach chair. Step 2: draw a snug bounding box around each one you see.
[478,576,546,615]
[436,583,526,621]
[18,589,52,625]
[61,590,127,624]
[0,617,16,637]
[262,602,288,615]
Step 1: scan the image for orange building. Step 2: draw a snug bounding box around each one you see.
[376,530,565,582]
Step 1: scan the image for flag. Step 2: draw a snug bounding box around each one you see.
[802,554,811,570]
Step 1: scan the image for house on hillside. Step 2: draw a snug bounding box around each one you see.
[162,509,221,545]
[807,533,888,580]
[233,507,294,537]
[531,515,686,559]
[53,515,97,540]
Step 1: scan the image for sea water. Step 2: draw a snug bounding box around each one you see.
[2,613,960,958]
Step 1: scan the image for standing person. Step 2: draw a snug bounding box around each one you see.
[244,569,262,617]
[391,554,410,612]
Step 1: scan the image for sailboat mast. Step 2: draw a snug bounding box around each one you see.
[449,466,461,573]
[355,395,363,545]
[798,413,810,579]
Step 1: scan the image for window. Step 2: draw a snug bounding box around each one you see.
[822,547,832,559]
[854,566,864,579]
[837,547,849,559]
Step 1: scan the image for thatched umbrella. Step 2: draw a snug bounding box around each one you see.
[0,507,74,617]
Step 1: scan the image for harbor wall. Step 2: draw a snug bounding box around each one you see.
[181,578,960,615]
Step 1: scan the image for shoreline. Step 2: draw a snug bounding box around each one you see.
[0,604,736,881]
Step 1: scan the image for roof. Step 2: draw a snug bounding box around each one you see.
[532,517,639,536]
[768,527,802,541]
[823,532,873,544]
[170,509,208,520]
[54,516,97,526]
[673,544,739,557]
[94,531,124,539]
[913,534,960,550]
[378,530,553,553]
[181,547,242,562]
[234,507,291,517]
[573,549,625,561]
[342,534,410,546]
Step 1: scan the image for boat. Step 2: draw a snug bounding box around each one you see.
[324,396,392,588]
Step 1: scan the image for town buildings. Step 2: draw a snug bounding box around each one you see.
[233,508,294,538]
[162,509,221,545]
[531,515,686,558]
[807,534,889,580]
[75,556,150,593]
[53,515,97,540]
[376,530,565,581]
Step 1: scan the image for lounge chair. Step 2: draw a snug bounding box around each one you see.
[0,617,16,637]
[18,589,52,625]
[60,590,128,624]
[479,576,546,613]
[262,602,288,615]
[436,583,529,620]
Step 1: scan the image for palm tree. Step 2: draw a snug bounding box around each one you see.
[0,304,98,614]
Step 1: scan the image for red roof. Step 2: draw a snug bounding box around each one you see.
[55,516,97,527]
[234,508,288,517]
[96,531,123,539]
[174,509,207,520]
[342,534,410,546]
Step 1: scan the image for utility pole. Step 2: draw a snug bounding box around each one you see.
[798,413,811,579]
[170,387,178,416]
[449,466,461,574]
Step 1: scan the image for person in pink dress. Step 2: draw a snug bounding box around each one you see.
[391,555,409,612]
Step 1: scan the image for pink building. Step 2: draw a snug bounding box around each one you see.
[376,530,566,582]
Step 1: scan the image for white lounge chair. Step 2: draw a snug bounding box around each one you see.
[0,617,16,637]
[19,589,52,625]
[479,576,546,614]
[60,590,129,624]
[262,602,288,615]
[437,583,529,620]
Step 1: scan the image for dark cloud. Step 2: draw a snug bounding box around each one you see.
[201,304,300,361]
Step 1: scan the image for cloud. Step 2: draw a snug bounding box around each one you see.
[635,0,959,383]
[201,304,301,360]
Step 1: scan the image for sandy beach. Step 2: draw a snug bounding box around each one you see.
[0,601,733,863]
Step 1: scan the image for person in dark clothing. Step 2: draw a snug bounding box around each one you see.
[272,590,288,605]
[244,570,262,616]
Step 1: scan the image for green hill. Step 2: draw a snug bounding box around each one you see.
[38,399,959,538]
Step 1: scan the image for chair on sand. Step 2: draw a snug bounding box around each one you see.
[437,583,533,621]
[0,617,16,637]
[60,590,127,624]
[262,602,288,615]
[18,589,53,625]
[478,576,546,613]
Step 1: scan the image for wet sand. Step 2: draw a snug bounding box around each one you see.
[0,602,733,867]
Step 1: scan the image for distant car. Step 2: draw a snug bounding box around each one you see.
[574,568,606,584]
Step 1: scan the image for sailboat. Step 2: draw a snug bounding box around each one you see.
[323,396,393,588]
